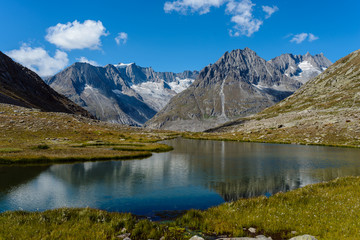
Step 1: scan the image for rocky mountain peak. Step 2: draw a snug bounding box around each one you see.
[46,60,198,125]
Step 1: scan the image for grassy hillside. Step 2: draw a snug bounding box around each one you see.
[0,103,176,164]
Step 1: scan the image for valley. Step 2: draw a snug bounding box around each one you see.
[1,40,359,240]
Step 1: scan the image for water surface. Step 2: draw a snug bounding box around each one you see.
[1,138,360,219]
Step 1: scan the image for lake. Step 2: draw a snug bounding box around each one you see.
[1,138,360,219]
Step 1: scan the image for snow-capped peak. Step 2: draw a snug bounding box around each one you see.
[115,63,134,68]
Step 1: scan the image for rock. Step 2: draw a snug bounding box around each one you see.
[216,235,272,240]
[248,227,256,233]
[256,236,271,239]
[190,235,205,240]
[289,235,317,240]
[116,233,130,239]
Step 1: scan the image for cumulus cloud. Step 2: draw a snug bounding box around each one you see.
[164,0,277,37]
[115,32,128,45]
[290,33,319,44]
[164,0,226,14]
[45,20,108,50]
[6,44,69,77]
[226,0,262,37]
[77,57,99,66]
[262,5,278,19]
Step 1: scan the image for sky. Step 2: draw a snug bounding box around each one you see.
[1,0,359,77]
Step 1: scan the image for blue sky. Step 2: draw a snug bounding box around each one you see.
[1,0,359,76]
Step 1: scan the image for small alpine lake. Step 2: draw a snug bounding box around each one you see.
[1,138,360,219]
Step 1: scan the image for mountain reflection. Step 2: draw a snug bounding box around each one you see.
[47,138,360,202]
[0,165,49,194]
[1,138,360,215]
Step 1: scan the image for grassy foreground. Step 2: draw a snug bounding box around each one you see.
[0,103,176,164]
[1,176,360,240]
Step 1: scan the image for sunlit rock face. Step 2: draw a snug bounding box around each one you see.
[146,48,331,132]
[46,62,198,126]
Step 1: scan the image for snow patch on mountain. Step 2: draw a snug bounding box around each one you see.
[168,78,194,93]
[130,78,195,111]
[295,60,323,84]
[131,81,176,111]
[114,63,134,68]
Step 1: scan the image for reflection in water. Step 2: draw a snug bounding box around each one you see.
[1,138,360,218]
[0,165,49,194]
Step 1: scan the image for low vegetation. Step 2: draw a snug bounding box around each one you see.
[0,103,177,164]
[1,177,360,240]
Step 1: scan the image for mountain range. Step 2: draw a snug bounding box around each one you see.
[46,63,198,126]
[206,49,360,147]
[146,48,331,131]
[0,51,92,117]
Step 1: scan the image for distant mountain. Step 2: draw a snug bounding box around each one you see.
[0,51,92,117]
[207,49,360,147]
[46,62,198,125]
[146,48,331,131]
[269,52,332,84]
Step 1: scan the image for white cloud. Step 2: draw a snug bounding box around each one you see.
[6,44,69,77]
[45,20,108,50]
[115,32,128,45]
[77,57,99,66]
[226,0,262,37]
[262,5,278,19]
[164,0,226,14]
[308,33,319,42]
[164,0,275,37]
[290,33,319,44]
[290,33,308,44]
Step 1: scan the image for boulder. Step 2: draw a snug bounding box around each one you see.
[289,235,317,240]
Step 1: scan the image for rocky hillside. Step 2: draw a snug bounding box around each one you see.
[146,48,331,131]
[46,62,198,126]
[205,49,360,147]
[0,51,92,118]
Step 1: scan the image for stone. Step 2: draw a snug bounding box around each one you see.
[116,233,130,239]
[248,227,256,233]
[190,235,205,240]
[289,235,317,240]
[216,236,272,240]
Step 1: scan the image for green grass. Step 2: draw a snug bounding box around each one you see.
[31,144,50,150]
[1,177,360,240]
[0,103,177,165]
[0,148,23,153]
[0,208,190,240]
[112,143,174,153]
[175,176,360,240]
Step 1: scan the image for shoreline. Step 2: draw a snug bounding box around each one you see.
[1,176,359,239]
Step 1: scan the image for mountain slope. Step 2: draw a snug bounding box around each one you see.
[146,48,330,132]
[46,63,198,125]
[0,51,92,117]
[205,49,360,147]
